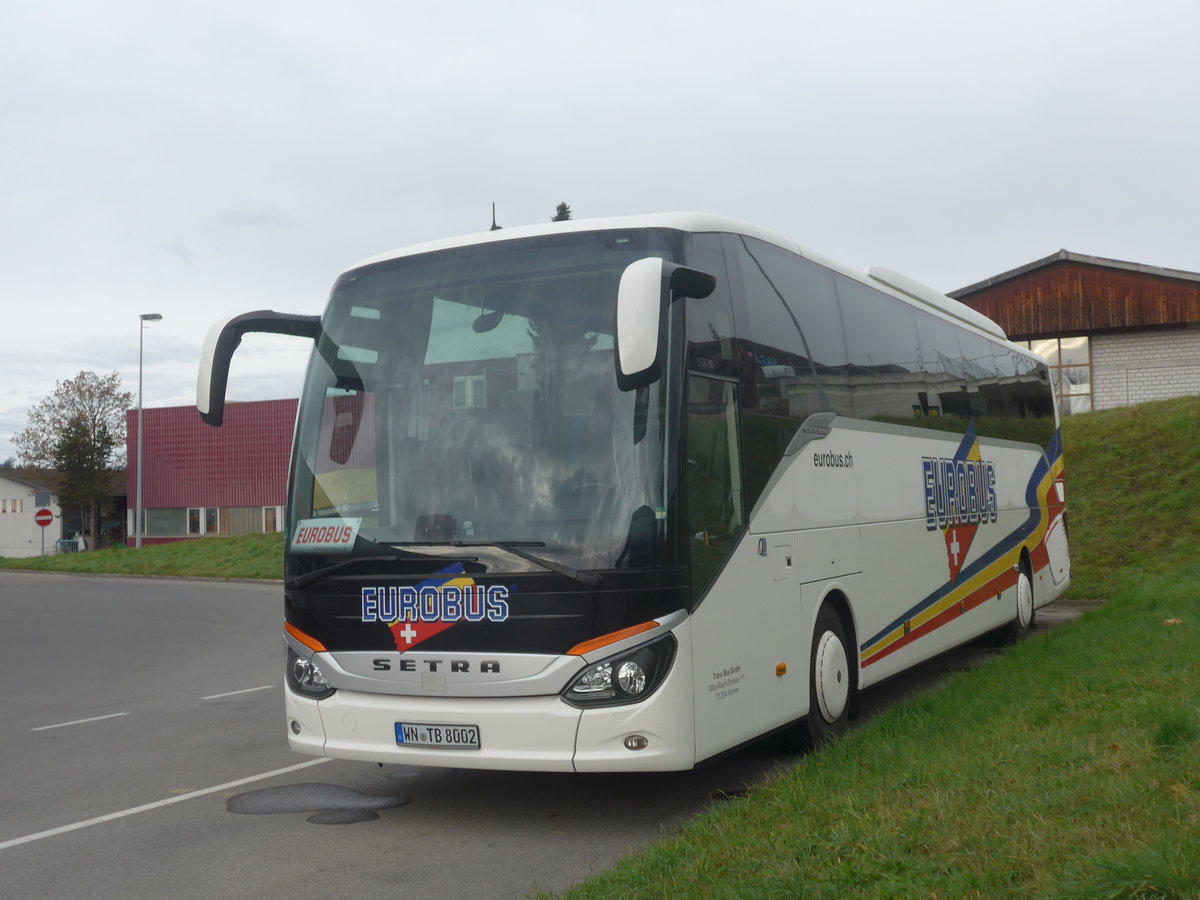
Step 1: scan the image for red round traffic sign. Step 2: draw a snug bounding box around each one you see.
[35,508,53,528]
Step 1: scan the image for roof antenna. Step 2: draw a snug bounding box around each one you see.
[490,202,501,231]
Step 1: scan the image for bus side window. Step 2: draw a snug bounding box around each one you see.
[833,273,922,423]
[685,232,737,378]
[729,235,844,424]
[724,234,843,511]
[686,376,745,600]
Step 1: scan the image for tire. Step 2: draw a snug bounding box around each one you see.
[998,566,1035,643]
[783,603,853,751]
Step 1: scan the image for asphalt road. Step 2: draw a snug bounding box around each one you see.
[0,571,1079,899]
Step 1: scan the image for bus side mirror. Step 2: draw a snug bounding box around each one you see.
[615,258,716,392]
[197,310,321,426]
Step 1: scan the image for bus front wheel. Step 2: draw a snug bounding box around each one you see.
[785,603,853,750]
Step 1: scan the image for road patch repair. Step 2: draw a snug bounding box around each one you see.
[226,782,411,824]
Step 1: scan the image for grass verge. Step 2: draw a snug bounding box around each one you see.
[0,531,284,580]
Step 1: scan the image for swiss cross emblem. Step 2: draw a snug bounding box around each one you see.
[923,426,1001,588]
[944,523,978,583]
[385,568,473,652]
[389,618,455,651]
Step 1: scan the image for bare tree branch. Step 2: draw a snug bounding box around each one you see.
[12,371,133,468]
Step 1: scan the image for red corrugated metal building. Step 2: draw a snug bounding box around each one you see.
[126,399,297,544]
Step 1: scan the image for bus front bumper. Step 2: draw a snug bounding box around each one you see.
[286,661,696,773]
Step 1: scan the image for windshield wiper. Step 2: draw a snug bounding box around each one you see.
[285,554,400,591]
[285,535,481,591]
[393,540,602,588]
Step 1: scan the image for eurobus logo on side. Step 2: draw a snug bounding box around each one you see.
[922,455,999,531]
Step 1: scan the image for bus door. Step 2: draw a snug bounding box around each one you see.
[686,374,793,753]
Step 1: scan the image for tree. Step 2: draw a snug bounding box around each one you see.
[52,414,117,546]
[552,202,572,222]
[13,371,132,549]
[13,371,133,468]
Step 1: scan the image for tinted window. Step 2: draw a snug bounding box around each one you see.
[731,235,843,421]
[686,377,745,599]
[913,311,1055,446]
[957,331,998,383]
[833,274,921,421]
[684,233,737,379]
[727,236,843,508]
[912,309,963,419]
[914,310,962,378]
[723,235,1059,464]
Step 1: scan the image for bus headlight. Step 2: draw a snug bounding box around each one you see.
[286,645,336,700]
[617,660,647,694]
[563,634,676,707]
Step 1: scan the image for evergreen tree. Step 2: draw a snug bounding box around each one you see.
[51,415,117,547]
[552,202,572,222]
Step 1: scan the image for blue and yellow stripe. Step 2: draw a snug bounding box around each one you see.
[859,431,1065,668]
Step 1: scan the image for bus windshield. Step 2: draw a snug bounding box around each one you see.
[289,228,680,572]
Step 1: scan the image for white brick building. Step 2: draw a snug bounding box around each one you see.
[1090,330,1200,409]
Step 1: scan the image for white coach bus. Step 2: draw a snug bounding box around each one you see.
[197,213,1070,772]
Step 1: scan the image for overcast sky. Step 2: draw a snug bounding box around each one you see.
[3,0,1198,462]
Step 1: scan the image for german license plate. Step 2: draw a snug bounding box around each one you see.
[395,722,481,749]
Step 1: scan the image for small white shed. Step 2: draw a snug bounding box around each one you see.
[0,471,62,558]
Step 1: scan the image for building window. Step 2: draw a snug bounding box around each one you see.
[453,373,486,408]
[146,508,187,536]
[1021,336,1092,414]
[187,508,220,536]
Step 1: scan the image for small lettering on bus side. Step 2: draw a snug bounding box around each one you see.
[813,450,853,469]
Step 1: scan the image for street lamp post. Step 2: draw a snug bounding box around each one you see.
[136,313,163,548]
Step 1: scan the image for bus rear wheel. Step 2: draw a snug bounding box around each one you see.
[785,604,853,750]
[999,566,1035,643]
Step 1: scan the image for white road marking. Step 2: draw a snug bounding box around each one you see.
[201,685,276,701]
[30,712,129,732]
[0,758,333,852]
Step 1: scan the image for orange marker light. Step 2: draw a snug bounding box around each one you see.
[567,621,658,656]
[285,622,327,653]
